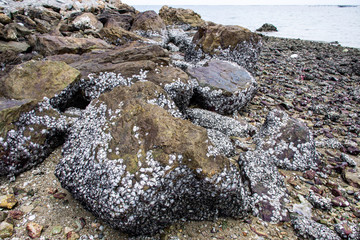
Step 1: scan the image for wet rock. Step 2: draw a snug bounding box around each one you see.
[34,35,112,56]
[186,108,257,138]
[256,23,278,32]
[192,23,262,71]
[131,10,166,34]
[0,194,17,209]
[0,221,13,238]
[292,215,341,240]
[187,59,258,114]
[331,196,350,207]
[334,221,360,240]
[239,150,289,223]
[97,10,134,31]
[0,40,30,53]
[1,60,80,101]
[159,5,205,28]
[47,42,169,79]
[255,109,319,171]
[306,191,332,210]
[72,12,103,31]
[99,27,144,45]
[0,100,68,176]
[55,81,250,236]
[26,222,43,239]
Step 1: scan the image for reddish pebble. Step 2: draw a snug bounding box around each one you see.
[26,222,43,239]
[8,210,24,220]
[331,188,342,197]
[53,192,67,199]
[311,186,323,195]
[303,170,316,180]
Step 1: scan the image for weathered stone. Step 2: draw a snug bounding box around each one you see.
[26,222,43,239]
[0,221,13,238]
[342,168,360,188]
[26,7,61,24]
[98,10,133,31]
[0,194,17,209]
[55,81,250,236]
[0,41,30,53]
[331,196,349,207]
[306,191,332,210]
[1,60,80,101]
[34,35,112,56]
[239,150,289,223]
[159,5,205,27]
[340,153,357,167]
[254,109,319,171]
[192,23,261,71]
[51,225,62,235]
[72,13,103,31]
[0,13,11,24]
[106,0,136,14]
[99,27,144,45]
[131,10,166,34]
[292,215,341,240]
[334,221,360,240]
[186,108,257,138]
[3,23,33,41]
[47,42,169,78]
[0,98,30,111]
[8,210,24,220]
[256,23,278,32]
[187,59,258,114]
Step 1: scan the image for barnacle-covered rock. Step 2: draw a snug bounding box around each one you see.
[306,191,332,210]
[1,60,80,101]
[187,108,257,138]
[292,215,341,240]
[55,81,250,236]
[192,23,261,71]
[0,100,69,177]
[239,150,289,223]
[254,109,319,171]
[159,5,205,28]
[334,221,360,240]
[186,59,257,114]
[72,12,103,31]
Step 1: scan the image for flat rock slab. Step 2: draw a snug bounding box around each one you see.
[55,81,250,236]
[187,59,257,114]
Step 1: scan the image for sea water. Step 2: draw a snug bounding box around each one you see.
[134,5,360,49]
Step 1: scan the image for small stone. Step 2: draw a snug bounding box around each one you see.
[64,227,74,235]
[47,188,58,194]
[8,210,24,220]
[331,188,342,197]
[331,196,350,207]
[355,192,360,200]
[51,225,62,235]
[26,222,43,239]
[0,212,7,222]
[347,146,360,156]
[0,221,13,238]
[303,170,316,180]
[340,153,357,167]
[334,221,360,239]
[0,195,17,209]
[67,231,80,240]
[53,192,67,199]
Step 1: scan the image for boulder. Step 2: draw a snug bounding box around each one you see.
[0,41,30,53]
[256,23,278,32]
[1,60,80,101]
[3,23,33,41]
[186,59,258,114]
[0,100,68,177]
[47,42,169,78]
[159,5,205,27]
[72,12,103,31]
[0,13,11,24]
[130,10,166,34]
[192,23,261,71]
[99,27,144,45]
[97,10,133,31]
[254,109,319,171]
[105,0,136,14]
[34,35,112,56]
[55,81,250,235]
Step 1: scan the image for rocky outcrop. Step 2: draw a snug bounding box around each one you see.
[159,5,205,28]
[55,81,250,235]
[256,23,278,32]
[72,12,103,31]
[131,11,166,34]
[192,23,262,71]
[187,59,258,114]
[1,60,80,101]
[33,35,112,56]
[99,27,144,45]
[97,10,134,31]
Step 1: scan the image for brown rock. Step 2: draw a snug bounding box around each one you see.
[34,35,112,56]
[0,41,30,53]
[0,194,17,209]
[26,222,43,239]
[131,10,166,33]
[72,13,103,31]
[8,210,24,220]
[0,221,13,238]
[1,60,80,100]
[3,23,33,41]
[159,5,205,27]
[0,13,11,24]
[99,27,144,45]
[97,9,134,31]
[106,0,136,14]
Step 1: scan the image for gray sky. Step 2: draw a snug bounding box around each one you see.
[124,0,359,5]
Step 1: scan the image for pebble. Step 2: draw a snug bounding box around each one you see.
[8,210,24,220]
[331,196,350,207]
[51,225,62,235]
[0,221,14,238]
[67,231,80,240]
[0,194,18,209]
[53,192,67,199]
[0,212,7,222]
[26,222,43,239]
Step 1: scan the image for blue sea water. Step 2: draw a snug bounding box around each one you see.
[134,5,360,49]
